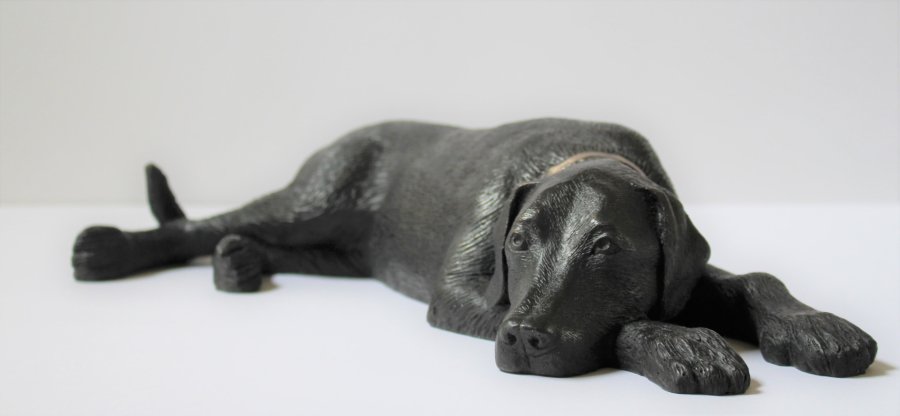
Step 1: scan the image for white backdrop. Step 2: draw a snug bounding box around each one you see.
[1,0,897,205]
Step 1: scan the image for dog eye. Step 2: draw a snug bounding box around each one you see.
[508,232,529,251]
[592,236,619,255]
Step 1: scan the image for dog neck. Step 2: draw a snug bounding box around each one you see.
[545,151,647,178]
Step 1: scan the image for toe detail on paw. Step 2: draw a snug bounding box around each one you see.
[72,226,134,281]
[213,235,267,293]
[759,311,877,377]
[642,326,750,395]
[661,355,750,395]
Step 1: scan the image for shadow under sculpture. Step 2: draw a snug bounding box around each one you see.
[72,118,877,395]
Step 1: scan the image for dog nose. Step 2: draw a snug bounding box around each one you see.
[500,320,558,354]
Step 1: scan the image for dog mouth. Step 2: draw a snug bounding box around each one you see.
[493,316,623,377]
[495,342,600,377]
[495,329,605,377]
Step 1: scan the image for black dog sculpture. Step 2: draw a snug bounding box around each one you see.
[72,118,877,394]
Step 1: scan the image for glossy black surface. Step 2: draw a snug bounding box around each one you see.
[72,118,877,394]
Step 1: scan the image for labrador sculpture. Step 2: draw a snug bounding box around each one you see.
[72,118,877,394]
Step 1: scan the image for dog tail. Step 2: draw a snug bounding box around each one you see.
[145,163,186,224]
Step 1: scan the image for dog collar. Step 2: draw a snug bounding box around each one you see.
[546,151,647,178]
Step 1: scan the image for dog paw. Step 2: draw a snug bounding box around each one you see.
[655,328,749,395]
[72,226,136,281]
[213,235,268,293]
[620,323,750,395]
[758,310,877,377]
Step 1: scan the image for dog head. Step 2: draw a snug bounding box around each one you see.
[485,157,709,376]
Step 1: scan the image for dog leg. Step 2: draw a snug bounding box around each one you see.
[427,195,511,340]
[212,234,368,293]
[72,185,312,281]
[74,135,383,281]
[673,265,877,377]
[427,286,508,340]
[616,320,750,395]
[72,224,192,281]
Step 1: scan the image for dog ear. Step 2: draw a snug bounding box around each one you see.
[641,184,710,320]
[485,181,537,307]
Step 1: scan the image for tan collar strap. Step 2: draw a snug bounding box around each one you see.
[546,151,647,178]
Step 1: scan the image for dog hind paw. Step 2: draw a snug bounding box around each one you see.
[72,226,136,281]
[213,235,268,293]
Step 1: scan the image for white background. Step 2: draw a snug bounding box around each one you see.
[1,1,898,415]
[0,0,897,205]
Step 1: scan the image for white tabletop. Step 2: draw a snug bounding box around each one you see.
[1,204,897,415]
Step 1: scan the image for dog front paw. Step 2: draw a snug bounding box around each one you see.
[213,235,268,293]
[618,322,750,395]
[72,226,136,281]
[758,310,877,377]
